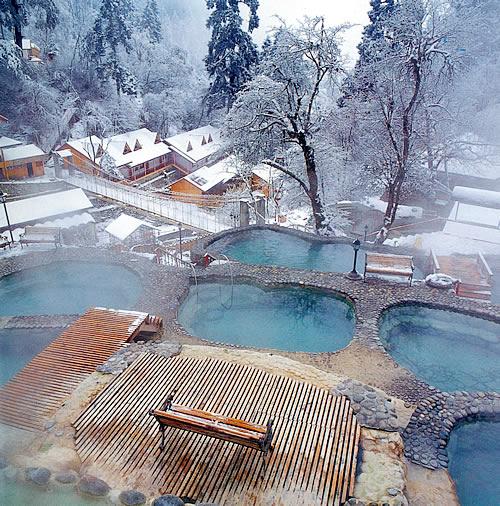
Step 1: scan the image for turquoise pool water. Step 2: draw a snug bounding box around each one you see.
[448,421,500,505]
[214,228,422,277]
[0,328,62,385]
[0,262,141,316]
[0,479,110,505]
[214,229,361,273]
[379,306,499,392]
[178,282,355,352]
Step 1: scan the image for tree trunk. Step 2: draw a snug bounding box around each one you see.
[11,0,23,48]
[298,134,326,233]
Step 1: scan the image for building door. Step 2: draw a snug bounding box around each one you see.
[27,162,33,177]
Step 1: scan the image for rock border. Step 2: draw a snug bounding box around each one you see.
[403,391,500,469]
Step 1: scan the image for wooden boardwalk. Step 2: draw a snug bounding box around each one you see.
[74,354,360,505]
[0,308,162,431]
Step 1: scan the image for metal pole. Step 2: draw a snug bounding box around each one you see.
[178,222,182,260]
[352,248,358,273]
[364,224,369,242]
[1,194,14,243]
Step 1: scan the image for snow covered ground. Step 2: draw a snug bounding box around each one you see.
[386,231,500,255]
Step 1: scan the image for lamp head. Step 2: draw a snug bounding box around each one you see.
[353,238,361,251]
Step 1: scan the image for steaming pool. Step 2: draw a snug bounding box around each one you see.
[212,228,423,277]
[0,327,62,385]
[178,282,355,352]
[447,421,500,505]
[0,262,141,316]
[379,305,500,392]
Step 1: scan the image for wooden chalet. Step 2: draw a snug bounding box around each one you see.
[58,128,171,181]
[165,125,222,175]
[0,136,46,179]
[21,38,42,62]
[169,157,239,197]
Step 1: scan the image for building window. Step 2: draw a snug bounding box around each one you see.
[123,143,131,154]
[134,139,142,151]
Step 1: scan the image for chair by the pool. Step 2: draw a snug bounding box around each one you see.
[364,252,414,285]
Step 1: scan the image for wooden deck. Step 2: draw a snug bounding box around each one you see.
[0,308,162,432]
[74,354,360,505]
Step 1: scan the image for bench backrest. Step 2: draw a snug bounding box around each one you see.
[366,252,413,269]
[24,226,61,236]
[150,404,273,453]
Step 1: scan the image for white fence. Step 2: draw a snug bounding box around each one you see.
[65,173,231,233]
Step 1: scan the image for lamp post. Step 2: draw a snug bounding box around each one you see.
[178,222,182,260]
[364,224,369,242]
[0,191,14,244]
[345,238,362,280]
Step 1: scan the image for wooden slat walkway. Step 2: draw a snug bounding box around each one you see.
[436,255,485,283]
[74,354,360,505]
[0,307,160,432]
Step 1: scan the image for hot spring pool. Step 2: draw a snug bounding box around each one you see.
[0,479,110,505]
[178,282,355,353]
[0,328,62,385]
[379,305,500,392]
[0,262,141,316]
[213,228,361,273]
[447,421,500,505]
[212,228,423,277]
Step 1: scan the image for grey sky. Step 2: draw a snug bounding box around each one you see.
[251,0,370,62]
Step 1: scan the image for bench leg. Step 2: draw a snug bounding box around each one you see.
[159,425,166,450]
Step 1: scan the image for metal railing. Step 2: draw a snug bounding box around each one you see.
[64,172,232,233]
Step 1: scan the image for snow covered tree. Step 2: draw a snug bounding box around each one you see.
[141,0,162,44]
[205,0,259,113]
[346,0,465,243]
[84,0,137,96]
[225,18,346,233]
[0,0,58,47]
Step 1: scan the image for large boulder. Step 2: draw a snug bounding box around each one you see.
[78,475,111,497]
[25,467,51,486]
[55,470,78,484]
[119,489,147,505]
[153,495,185,506]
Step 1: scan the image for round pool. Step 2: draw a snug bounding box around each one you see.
[379,305,500,392]
[211,228,423,277]
[178,282,355,353]
[0,262,142,316]
[448,421,500,505]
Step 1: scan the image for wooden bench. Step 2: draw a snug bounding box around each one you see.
[364,252,414,286]
[149,393,274,459]
[20,226,62,248]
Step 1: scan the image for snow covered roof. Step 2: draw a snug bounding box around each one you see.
[1,143,46,161]
[181,157,238,192]
[0,189,93,228]
[165,125,221,163]
[443,221,500,245]
[363,197,423,219]
[452,186,500,209]
[448,202,500,228]
[0,136,22,149]
[55,149,72,158]
[66,128,170,169]
[252,164,281,183]
[105,213,156,241]
[35,212,95,229]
